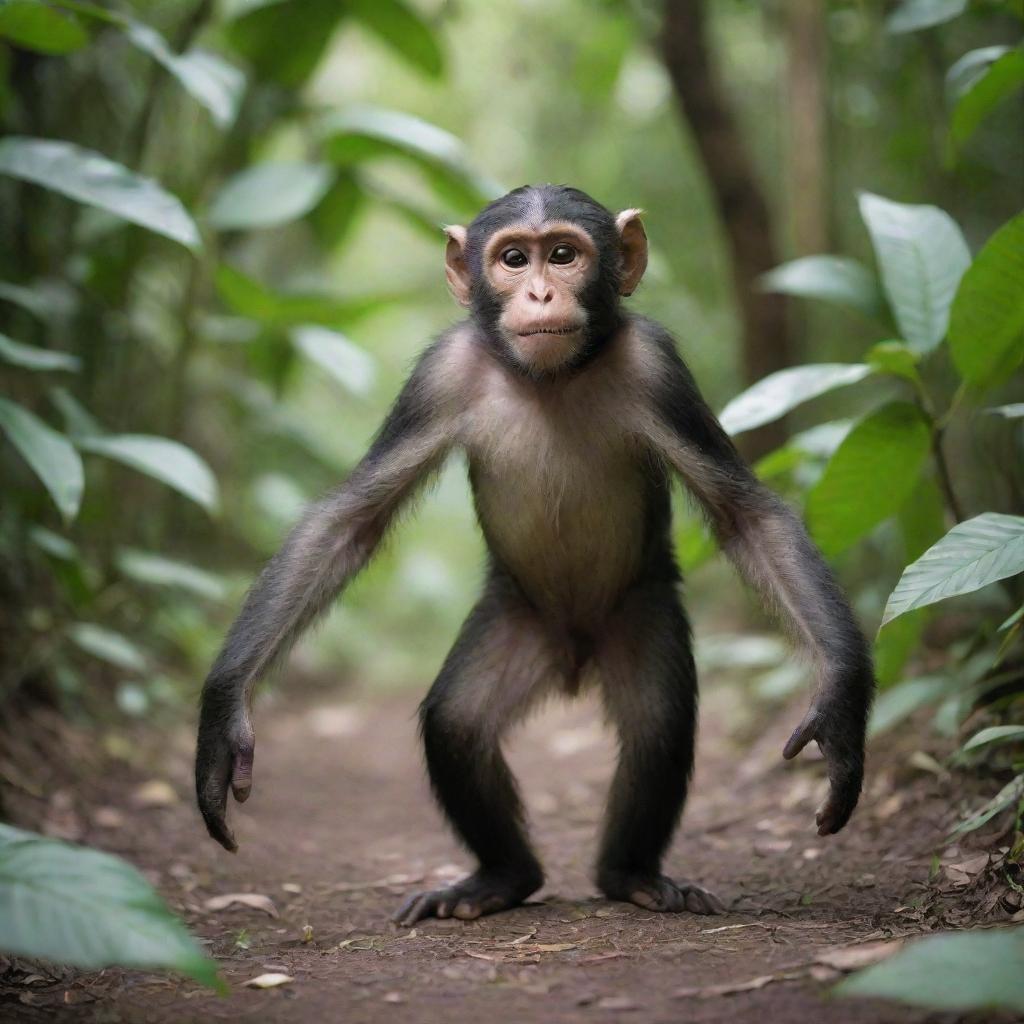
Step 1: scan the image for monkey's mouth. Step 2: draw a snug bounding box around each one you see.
[517,325,582,338]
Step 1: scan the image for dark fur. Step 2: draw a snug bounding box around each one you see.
[197,185,873,921]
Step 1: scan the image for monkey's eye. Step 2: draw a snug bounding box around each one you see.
[501,248,528,269]
[549,244,577,265]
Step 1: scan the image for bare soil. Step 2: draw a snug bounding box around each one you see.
[2,680,1021,1024]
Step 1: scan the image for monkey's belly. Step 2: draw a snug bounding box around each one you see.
[473,464,647,624]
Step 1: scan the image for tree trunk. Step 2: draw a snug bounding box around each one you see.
[784,0,828,255]
[659,0,792,459]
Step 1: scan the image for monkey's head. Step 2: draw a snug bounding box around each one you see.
[444,185,647,376]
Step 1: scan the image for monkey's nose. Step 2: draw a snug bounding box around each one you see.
[528,282,554,303]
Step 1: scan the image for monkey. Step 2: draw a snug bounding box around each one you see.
[196,184,874,925]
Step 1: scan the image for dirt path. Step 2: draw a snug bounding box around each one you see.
[2,682,1016,1023]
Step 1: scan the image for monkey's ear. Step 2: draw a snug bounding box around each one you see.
[443,225,472,307]
[616,209,648,297]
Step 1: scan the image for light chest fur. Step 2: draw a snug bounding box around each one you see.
[453,334,655,625]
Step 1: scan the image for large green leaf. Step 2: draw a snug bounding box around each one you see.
[0,397,83,521]
[806,402,931,556]
[207,162,334,230]
[124,21,245,129]
[946,45,1012,100]
[349,0,443,78]
[868,675,953,736]
[757,255,884,318]
[881,513,1024,626]
[215,265,396,328]
[858,192,970,353]
[718,364,872,436]
[116,549,226,600]
[885,0,966,33]
[962,725,1024,752]
[226,0,345,87]
[66,622,147,672]
[947,213,1024,386]
[951,49,1024,147]
[76,434,218,513]
[0,137,200,250]
[291,325,376,396]
[318,106,503,213]
[836,927,1024,1012]
[0,0,87,54]
[950,773,1024,836]
[0,824,220,988]
[0,332,79,372]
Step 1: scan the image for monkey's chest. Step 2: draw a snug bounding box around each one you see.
[468,438,648,623]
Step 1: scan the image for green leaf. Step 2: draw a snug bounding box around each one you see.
[66,622,147,672]
[291,325,376,396]
[836,927,1024,1012]
[950,49,1024,147]
[718,364,872,437]
[0,0,87,55]
[349,0,444,78]
[116,549,226,600]
[950,773,1024,837]
[946,45,1011,100]
[858,192,970,353]
[0,824,220,988]
[124,21,245,129]
[226,0,344,87]
[885,0,967,33]
[866,340,922,384]
[0,137,200,250]
[76,434,219,513]
[948,213,1024,386]
[0,397,83,521]
[868,675,953,737]
[310,172,363,249]
[874,610,928,687]
[207,161,334,230]
[318,105,503,213]
[882,513,1024,627]
[0,332,79,372]
[962,725,1024,752]
[807,402,931,556]
[215,264,396,329]
[0,278,77,322]
[50,386,102,437]
[987,403,1024,419]
[757,255,884,318]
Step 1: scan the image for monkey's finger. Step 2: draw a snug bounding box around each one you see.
[392,891,437,927]
[782,707,820,760]
[231,743,255,803]
[816,760,862,835]
[196,741,238,852]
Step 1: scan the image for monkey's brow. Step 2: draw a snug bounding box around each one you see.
[484,222,595,260]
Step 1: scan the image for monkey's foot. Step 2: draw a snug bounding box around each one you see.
[392,869,541,927]
[598,871,726,915]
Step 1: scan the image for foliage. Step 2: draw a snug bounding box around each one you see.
[835,927,1024,1012]
[0,824,221,990]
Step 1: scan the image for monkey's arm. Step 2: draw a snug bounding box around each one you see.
[645,333,874,835]
[197,341,459,850]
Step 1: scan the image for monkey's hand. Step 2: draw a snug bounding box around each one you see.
[782,692,866,837]
[195,702,255,853]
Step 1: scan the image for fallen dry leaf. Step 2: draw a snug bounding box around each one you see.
[674,971,804,999]
[204,893,279,917]
[132,780,178,807]
[815,939,903,972]
[596,994,638,1011]
[243,973,293,989]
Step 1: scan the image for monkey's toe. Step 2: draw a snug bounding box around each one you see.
[392,870,540,927]
[600,871,726,915]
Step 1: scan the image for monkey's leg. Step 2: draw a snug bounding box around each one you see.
[393,579,556,926]
[594,582,726,915]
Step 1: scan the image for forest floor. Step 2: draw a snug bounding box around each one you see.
[2,676,1022,1024]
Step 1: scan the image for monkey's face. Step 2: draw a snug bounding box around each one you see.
[444,188,649,376]
[476,222,595,374]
